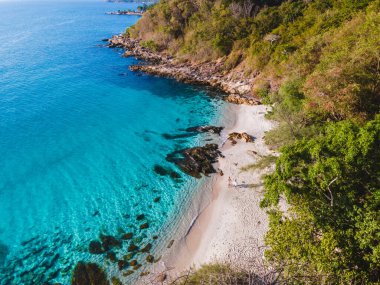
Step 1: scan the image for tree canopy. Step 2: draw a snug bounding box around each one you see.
[263,117,380,283]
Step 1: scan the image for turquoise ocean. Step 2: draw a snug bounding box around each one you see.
[0,2,225,284]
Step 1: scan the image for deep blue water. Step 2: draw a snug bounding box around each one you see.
[0,2,225,284]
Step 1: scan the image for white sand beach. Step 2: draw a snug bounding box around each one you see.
[162,103,277,278]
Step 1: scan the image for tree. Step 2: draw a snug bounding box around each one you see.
[262,116,380,283]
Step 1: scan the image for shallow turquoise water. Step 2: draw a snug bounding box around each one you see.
[0,2,225,284]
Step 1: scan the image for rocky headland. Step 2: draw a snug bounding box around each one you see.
[108,34,261,106]
[106,11,144,16]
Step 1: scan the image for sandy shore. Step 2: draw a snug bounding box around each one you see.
[162,103,276,279]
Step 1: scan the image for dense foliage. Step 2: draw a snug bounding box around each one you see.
[128,0,380,283]
[263,118,380,283]
[128,0,282,60]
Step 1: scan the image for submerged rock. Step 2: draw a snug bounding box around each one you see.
[141,243,152,253]
[170,170,181,179]
[117,260,128,270]
[88,241,103,254]
[100,235,121,251]
[0,241,9,265]
[185,125,224,135]
[20,236,38,247]
[162,132,196,140]
[71,262,109,285]
[123,270,134,276]
[153,164,181,179]
[153,165,168,176]
[123,252,134,260]
[128,243,139,252]
[166,144,222,178]
[140,223,149,230]
[129,260,138,266]
[106,251,117,263]
[136,214,145,221]
[121,232,133,240]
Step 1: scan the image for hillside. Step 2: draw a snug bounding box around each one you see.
[127,0,380,283]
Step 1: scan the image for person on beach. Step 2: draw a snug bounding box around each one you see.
[228,177,238,188]
[221,137,228,147]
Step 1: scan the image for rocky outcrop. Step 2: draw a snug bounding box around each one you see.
[108,35,261,105]
[166,144,223,178]
[108,35,166,63]
[226,94,260,105]
[106,11,144,15]
[228,132,254,144]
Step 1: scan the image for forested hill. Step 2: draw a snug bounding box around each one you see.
[129,0,380,283]
[129,0,379,120]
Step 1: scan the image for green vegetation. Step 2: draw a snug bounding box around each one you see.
[140,39,159,51]
[241,155,277,171]
[129,0,380,283]
[263,118,380,283]
[177,264,274,285]
[136,3,156,12]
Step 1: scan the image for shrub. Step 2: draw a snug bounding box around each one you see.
[140,40,158,52]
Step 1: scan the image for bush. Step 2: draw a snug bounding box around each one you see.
[140,40,158,52]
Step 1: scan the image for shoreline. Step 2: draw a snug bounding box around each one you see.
[138,103,276,284]
[108,34,261,106]
[166,103,276,276]
[106,11,144,15]
[108,33,277,283]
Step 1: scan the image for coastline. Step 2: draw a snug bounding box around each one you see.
[166,103,276,276]
[138,103,276,284]
[109,33,277,283]
[108,34,261,106]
